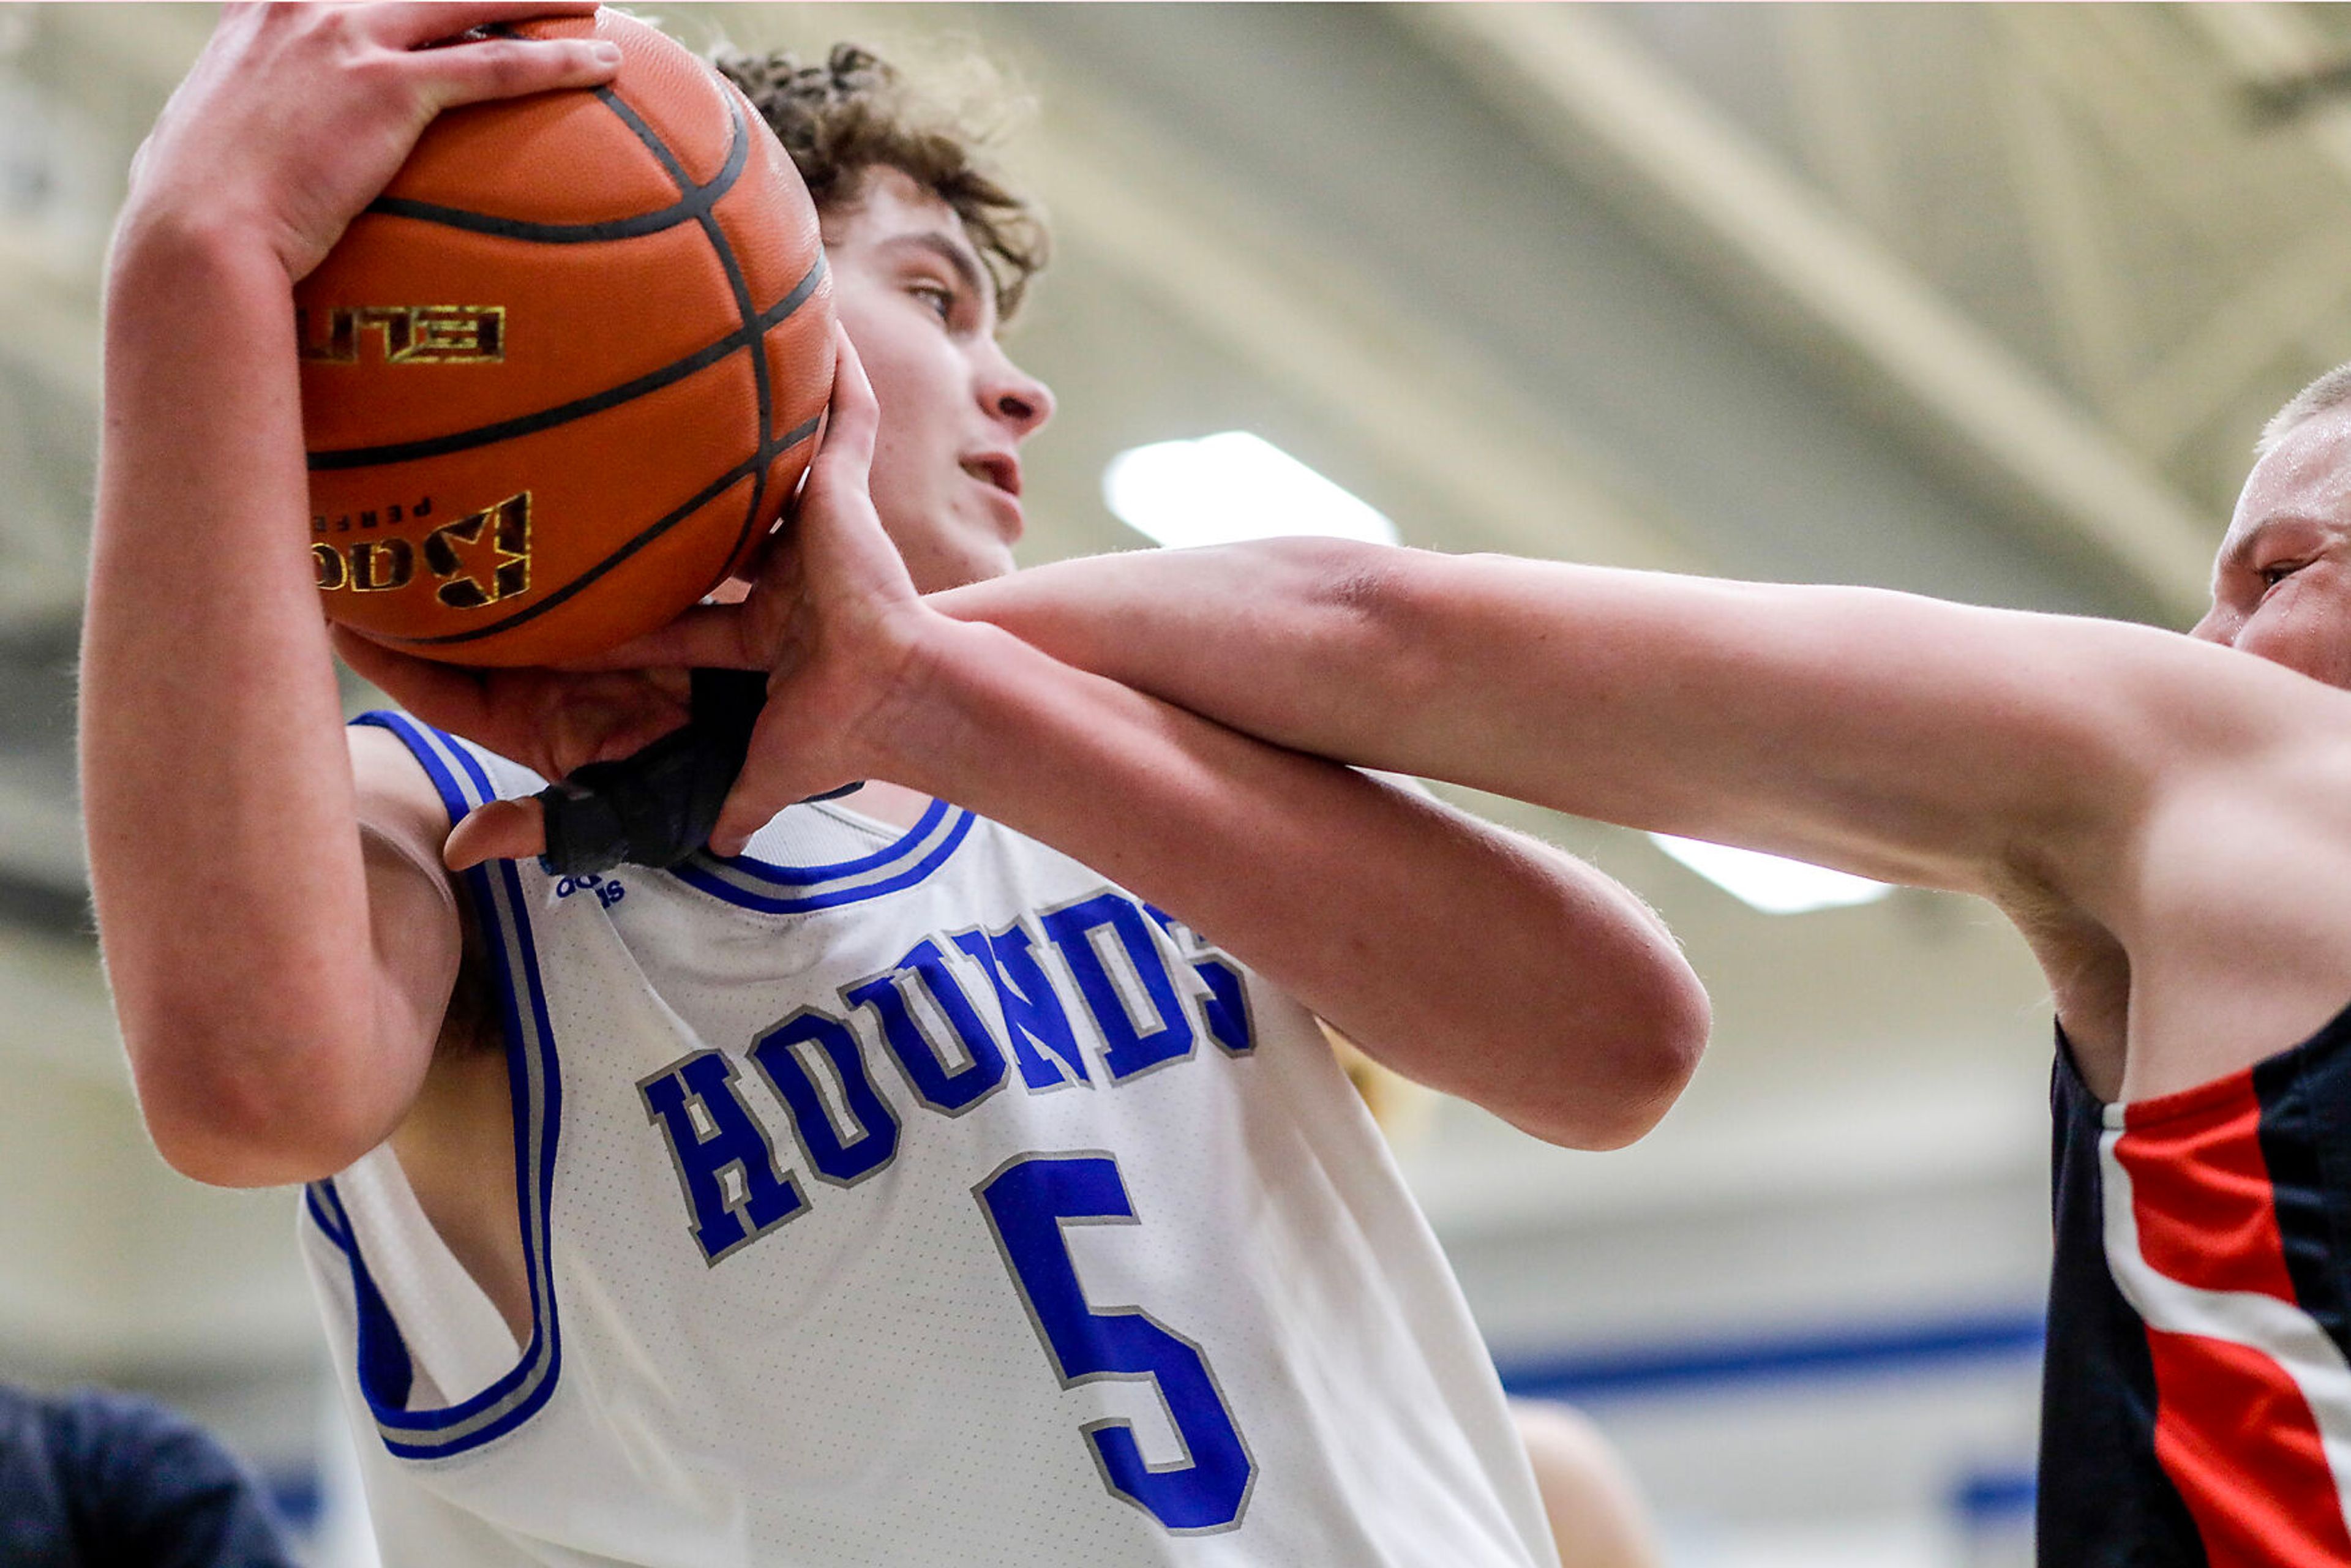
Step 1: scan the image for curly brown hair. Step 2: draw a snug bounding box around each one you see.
[711,42,1049,321]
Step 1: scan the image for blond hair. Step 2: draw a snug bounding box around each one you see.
[2259,361,2351,457]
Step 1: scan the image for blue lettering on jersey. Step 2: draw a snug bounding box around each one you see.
[953,921,1091,1090]
[639,1050,808,1265]
[641,889,1261,1264]
[554,871,625,909]
[1042,894,1196,1082]
[749,1007,902,1186]
[848,937,1011,1114]
[1147,906,1254,1056]
[977,1152,1256,1532]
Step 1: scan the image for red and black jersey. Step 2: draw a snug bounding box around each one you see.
[2044,1007,2351,1565]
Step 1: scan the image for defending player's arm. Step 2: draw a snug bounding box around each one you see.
[80,5,621,1185]
[931,542,2173,891]
[841,624,1708,1147]
[376,342,1708,1150]
[928,539,2351,1098]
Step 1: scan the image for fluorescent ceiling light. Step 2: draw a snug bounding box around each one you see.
[1648,833,1894,915]
[1103,431,1399,549]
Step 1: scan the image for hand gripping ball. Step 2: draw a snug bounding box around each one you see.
[297,11,834,666]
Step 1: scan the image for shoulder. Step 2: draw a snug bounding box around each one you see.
[345,724,465,988]
[2084,663,2351,1094]
[349,722,452,847]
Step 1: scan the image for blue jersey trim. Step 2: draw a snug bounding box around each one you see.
[307,711,565,1460]
[670,796,980,913]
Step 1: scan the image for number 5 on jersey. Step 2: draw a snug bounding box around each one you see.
[975,1153,1256,1533]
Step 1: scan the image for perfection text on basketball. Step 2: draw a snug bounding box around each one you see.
[313,492,533,610]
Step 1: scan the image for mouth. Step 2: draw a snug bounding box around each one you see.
[960,454,1022,500]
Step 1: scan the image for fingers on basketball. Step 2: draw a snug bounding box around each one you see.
[303,9,835,668]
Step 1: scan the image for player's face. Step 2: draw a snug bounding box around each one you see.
[2192,403,2351,690]
[820,168,1055,593]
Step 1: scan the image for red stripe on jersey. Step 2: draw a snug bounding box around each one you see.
[2145,1332,2351,1567]
[2117,1076,2351,1562]
[2118,1073,2295,1301]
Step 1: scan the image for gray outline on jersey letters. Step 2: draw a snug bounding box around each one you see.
[1035,889,1199,1087]
[970,1148,1258,1537]
[1147,907,1259,1059]
[636,1048,809,1267]
[945,917,1093,1095]
[841,955,1011,1119]
[744,1005,905,1191]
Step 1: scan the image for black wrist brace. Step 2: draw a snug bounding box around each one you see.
[533,667,860,877]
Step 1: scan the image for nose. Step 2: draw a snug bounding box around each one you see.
[2188,602,2232,645]
[978,347,1056,441]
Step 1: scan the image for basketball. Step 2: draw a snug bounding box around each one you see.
[297,11,834,667]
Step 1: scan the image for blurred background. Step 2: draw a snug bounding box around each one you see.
[7,4,2351,1563]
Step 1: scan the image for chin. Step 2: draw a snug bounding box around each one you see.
[948,528,1019,587]
[904,543,1014,595]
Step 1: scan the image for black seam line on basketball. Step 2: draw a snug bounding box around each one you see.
[359,94,751,244]
[373,411,823,648]
[593,88,779,560]
[306,252,826,473]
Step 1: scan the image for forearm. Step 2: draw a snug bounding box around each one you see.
[870,620,1706,1147]
[81,220,386,1177]
[936,540,2180,897]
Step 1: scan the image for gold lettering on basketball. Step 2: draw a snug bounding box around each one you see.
[312,542,346,591]
[424,492,531,610]
[406,306,503,361]
[295,307,506,364]
[296,308,356,364]
[347,538,413,593]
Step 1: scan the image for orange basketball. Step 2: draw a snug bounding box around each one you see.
[298,12,834,667]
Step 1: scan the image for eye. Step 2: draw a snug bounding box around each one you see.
[2260,559,2308,589]
[907,280,954,322]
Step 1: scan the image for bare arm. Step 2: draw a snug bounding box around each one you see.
[932,542,2178,891]
[855,621,1703,1147]
[386,353,1708,1149]
[1511,1401,1662,1568]
[933,539,2351,1098]
[80,4,617,1184]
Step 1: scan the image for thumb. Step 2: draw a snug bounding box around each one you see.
[445,797,547,869]
[707,709,842,858]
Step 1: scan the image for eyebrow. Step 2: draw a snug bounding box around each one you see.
[883,231,989,304]
[2224,513,2336,571]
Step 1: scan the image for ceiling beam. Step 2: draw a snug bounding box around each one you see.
[724,1,1703,572]
[1012,70,1701,573]
[2186,4,2351,189]
[1774,6,1897,239]
[2113,219,2351,458]
[1401,4,2220,621]
[1993,44,2134,411]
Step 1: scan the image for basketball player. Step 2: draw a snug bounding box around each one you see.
[81,7,1706,1562]
[730,377,2351,1561]
[1331,1040,1660,1568]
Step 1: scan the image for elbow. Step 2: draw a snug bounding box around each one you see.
[146,1110,358,1191]
[1233,536,1414,639]
[1245,536,1450,730]
[1509,962,1711,1152]
[128,1017,388,1188]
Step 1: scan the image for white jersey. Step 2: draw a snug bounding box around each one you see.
[301,714,1556,1567]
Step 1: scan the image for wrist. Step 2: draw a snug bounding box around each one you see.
[847,616,1037,795]
[109,200,291,304]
